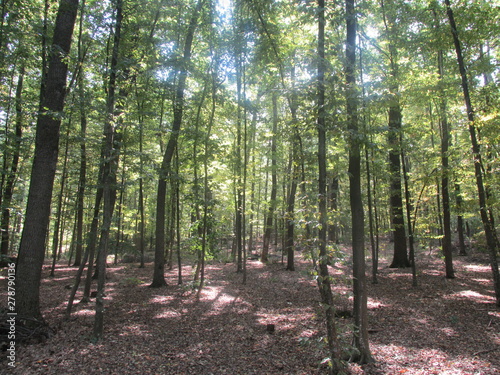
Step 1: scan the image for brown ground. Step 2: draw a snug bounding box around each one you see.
[1,246,499,374]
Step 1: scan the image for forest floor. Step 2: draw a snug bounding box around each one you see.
[1,245,499,374]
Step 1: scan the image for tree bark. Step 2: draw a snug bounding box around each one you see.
[151,0,203,287]
[455,183,467,255]
[1,65,23,256]
[15,0,79,321]
[50,119,72,276]
[317,1,345,373]
[445,0,500,305]
[381,0,409,268]
[346,0,374,364]
[93,0,124,340]
[261,94,278,263]
[328,177,339,244]
[435,38,454,278]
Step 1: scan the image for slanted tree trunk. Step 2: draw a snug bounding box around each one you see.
[445,0,500,305]
[151,0,203,287]
[15,0,79,321]
[346,0,374,364]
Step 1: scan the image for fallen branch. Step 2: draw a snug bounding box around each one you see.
[473,348,497,356]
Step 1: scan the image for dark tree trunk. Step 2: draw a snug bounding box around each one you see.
[380,0,409,269]
[436,41,454,278]
[50,120,72,277]
[138,120,145,268]
[402,150,417,287]
[455,183,467,255]
[15,0,79,321]
[388,105,409,268]
[346,0,374,363]
[93,0,124,340]
[284,64,300,272]
[261,94,278,263]
[1,65,23,256]
[328,177,339,243]
[285,164,297,271]
[445,0,500,305]
[316,1,345,372]
[73,74,87,267]
[175,160,182,285]
[151,0,203,287]
[73,0,88,267]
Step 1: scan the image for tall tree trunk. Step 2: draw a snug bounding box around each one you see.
[138,117,145,268]
[455,183,467,255]
[1,65,23,256]
[74,79,87,266]
[197,61,219,294]
[93,0,125,340]
[445,0,500,305]
[50,118,72,276]
[261,94,278,263]
[73,0,88,266]
[387,104,408,268]
[285,63,301,272]
[316,1,345,372]
[175,153,182,285]
[113,158,126,265]
[360,44,378,284]
[151,0,203,287]
[233,11,245,274]
[365,145,378,284]
[402,150,418,287]
[328,177,339,243]
[15,0,79,321]
[346,0,373,363]
[381,0,409,268]
[247,109,257,256]
[433,20,455,277]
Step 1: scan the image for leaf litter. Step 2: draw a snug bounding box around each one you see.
[1,248,499,374]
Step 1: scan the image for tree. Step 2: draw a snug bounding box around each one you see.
[433,7,454,278]
[151,0,204,287]
[380,0,410,269]
[93,0,125,340]
[261,93,278,263]
[15,0,79,322]
[444,0,500,305]
[316,0,345,373]
[72,0,88,267]
[345,0,373,364]
[0,65,23,256]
